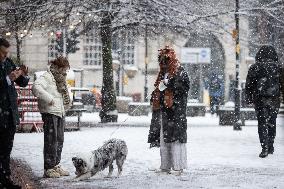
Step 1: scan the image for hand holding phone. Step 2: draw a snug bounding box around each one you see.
[8,69,22,81]
[19,65,28,76]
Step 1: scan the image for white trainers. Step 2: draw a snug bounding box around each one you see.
[43,169,60,178]
[170,169,183,176]
[54,164,70,176]
[154,169,171,174]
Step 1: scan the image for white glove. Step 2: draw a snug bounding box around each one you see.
[163,78,169,85]
[159,81,167,91]
[163,73,169,85]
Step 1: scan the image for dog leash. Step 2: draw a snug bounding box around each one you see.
[109,93,152,137]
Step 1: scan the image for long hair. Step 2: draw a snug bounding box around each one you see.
[255,45,278,62]
[154,46,180,87]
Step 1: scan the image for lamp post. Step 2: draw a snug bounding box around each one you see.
[233,0,242,130]
[144,25,149,102]
[112,58,121,96]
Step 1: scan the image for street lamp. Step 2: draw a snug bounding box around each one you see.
[144,25,149,102]
[233,0,242,130]
[112,59,121,96]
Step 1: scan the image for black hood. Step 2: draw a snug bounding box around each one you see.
[255,45,278,62]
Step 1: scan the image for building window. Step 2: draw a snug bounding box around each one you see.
[112,30,135,65]
[83,31,102,66]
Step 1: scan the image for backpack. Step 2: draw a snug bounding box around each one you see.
[256,62,280,97]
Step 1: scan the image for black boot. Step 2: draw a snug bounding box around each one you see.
[259,145,269,158]
[268,138,274,154]
[268,145,274,154]
[1,178,21,189]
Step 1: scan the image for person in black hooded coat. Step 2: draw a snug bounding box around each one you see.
[245,45,283,158]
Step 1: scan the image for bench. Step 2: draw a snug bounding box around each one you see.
[128,102,207,117]
[18,121,44,133]
[218,107,256,126]
[219,105,284,126]
[65,108,87,131]
[117,96,133,113]
[16,86,43,133]
[186,103,206,117]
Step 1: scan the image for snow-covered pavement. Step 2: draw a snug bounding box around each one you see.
[12,114,284,189]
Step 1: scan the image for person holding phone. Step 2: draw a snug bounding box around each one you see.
[0,38,29,189]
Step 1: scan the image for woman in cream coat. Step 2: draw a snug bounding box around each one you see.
[32,56,71,178]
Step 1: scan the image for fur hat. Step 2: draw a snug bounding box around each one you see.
[50,56,70,68]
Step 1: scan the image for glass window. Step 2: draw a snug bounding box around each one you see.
[112,30,135,65]
[83,31,102,66]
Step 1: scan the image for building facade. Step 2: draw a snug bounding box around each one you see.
[6,16,254,104]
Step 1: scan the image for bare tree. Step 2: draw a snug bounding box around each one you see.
[0,0,51,64]
[53,0,283,122]
[1,0,282,122]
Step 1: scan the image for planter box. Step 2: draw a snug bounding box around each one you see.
[218,107,256,126]
[117,96,133,113]
[128,102,151,116]
[186,103,206,117]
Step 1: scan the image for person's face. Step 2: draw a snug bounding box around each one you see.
[0,45,9,63]
[160,63,169,74]
[159,56,169,73]
[58,66,69,73]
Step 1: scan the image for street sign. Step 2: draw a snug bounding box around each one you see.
[181,48,211,64]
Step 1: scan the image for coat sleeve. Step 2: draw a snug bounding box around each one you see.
[6,58,29,87]
[281,66,284,103]
[32,74,53,104]
[245,65,257,104]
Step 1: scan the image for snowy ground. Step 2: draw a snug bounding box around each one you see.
[12,113,284,189]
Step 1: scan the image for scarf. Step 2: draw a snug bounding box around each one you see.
[152,88,174,111]
[49,64,71,106]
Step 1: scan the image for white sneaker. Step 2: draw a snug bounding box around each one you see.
[54,164,70,176]
[154,169,171,174]
[170,169,183,176]
[43,169,60,178]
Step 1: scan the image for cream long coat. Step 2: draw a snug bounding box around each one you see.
[32,69,65,117]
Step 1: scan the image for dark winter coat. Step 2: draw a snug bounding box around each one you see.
[245,58,282,109]
[282,66,284,103]
[0,58,29,126]
[148,66,190,147]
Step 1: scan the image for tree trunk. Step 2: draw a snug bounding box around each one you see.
[99,13,118,123]
[15,33,22,65]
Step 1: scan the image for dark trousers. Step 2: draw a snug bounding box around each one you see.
[210,96,221,115]
[41,113,64,170]
[0,112,16,184]
[255,98,279,148]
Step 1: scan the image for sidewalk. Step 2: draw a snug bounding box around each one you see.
[11,113,284,189]
[65,112,283,127]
